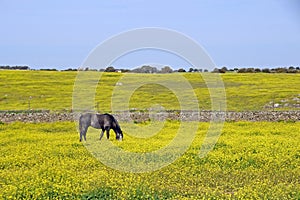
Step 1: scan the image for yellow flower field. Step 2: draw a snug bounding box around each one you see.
[0,121,299,199]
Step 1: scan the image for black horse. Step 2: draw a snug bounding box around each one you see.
[79,113,123,142]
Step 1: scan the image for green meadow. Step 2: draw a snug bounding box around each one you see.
[0,70,299,112]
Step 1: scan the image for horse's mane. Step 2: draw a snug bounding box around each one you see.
[103,113,122,133]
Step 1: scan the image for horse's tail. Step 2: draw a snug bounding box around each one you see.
[79,114,83,130]
[79,113,92,130]
[78,114,84,141]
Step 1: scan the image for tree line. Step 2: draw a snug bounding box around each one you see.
[1,65,300,73]
[212,66,300,73]
[0,65,30,70]
[81,65,300,73]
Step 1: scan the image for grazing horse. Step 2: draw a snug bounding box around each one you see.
[79,113,123,142]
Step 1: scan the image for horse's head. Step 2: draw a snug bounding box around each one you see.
[116,131,123,141]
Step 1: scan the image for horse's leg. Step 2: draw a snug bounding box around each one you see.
[113,128,119,140]
[80,126,88,142]
[83,129,87,141]
[80,130,86,142]
[79,125,85,142]
[105,126,110,139]
[79,122,83,142]
[99,129,104,140]
[80,122,89,142]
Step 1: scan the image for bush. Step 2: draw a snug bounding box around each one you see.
[254,68,261,73]
[177,68,186,72]
[262,68,270,73]
[105,66,116,72]
[237,68,246,73]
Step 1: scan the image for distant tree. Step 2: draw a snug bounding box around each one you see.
[160,66,173,73]
[177,68,186,72]
[132,65,158,73]
[188,67,194,72]
[40,68,57,71]
[63,68,77,71]
[287,66,297,73]
[16,66,30,70]
[77,67,87,71]
[0,65,9,69]
[105,66,116,72]
[212,68,219,73]
[275,67,287,73]
[254,68,261,73]
[0,65,30,70]
[219,66,228,73]
[120,69,131,73]
[262,68,270,73]
[237,68,246,73]
[287,69,297,73]
[221,66,228,72]
[245,68,255,73]
[212,68,226,73]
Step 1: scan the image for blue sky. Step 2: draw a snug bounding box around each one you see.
[0,0,299,70]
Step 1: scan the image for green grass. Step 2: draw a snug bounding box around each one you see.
[0,70,76,111]
[0,121,299,199]
[0,70,300,111]
[220,73,300,111]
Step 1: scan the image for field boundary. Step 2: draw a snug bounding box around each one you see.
[0,110,299,123]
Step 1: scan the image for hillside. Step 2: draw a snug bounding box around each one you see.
[0,70,299,112]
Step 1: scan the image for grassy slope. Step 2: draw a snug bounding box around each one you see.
[0,70,299,111]
[0,70,75,111]
[0,121,299,199]
[221,73,300,111]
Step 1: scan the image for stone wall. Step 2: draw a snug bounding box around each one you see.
[0,111,299,123]
[0,112,74,123]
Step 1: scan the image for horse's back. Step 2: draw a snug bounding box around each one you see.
[80,113,101,128]
[80,113,92,124]
[96,113,115,127]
